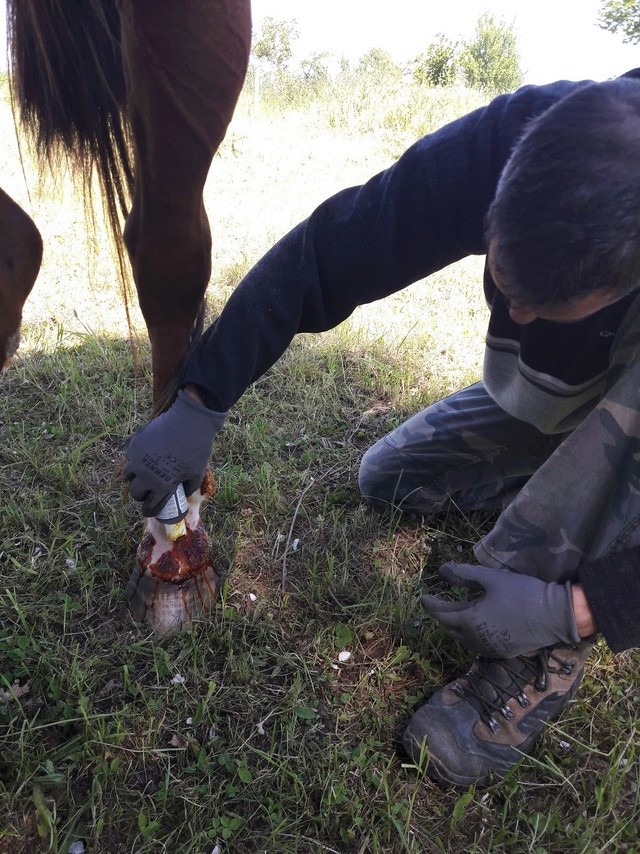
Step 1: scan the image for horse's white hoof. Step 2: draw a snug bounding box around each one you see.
[126,561,219,635]
[126,520,219,635]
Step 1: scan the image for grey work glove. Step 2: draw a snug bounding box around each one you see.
[124,389,226,517]
[420,561,581,658]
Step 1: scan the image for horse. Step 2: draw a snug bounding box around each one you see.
[1,0,252,633]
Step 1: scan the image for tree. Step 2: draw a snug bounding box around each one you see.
[355,48,402,84]
[300,52,330,93]
[413,34,459,87]
[252,17,299,73]
[598,0,640,43]
[460,13,523,95]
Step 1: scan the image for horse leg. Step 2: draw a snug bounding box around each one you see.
[117,0,251,634]
[0,187,43,370]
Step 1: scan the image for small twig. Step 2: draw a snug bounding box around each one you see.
[281,476,315,593]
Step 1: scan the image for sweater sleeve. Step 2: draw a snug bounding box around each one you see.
[579,547,640,652]
[183,78,587,413]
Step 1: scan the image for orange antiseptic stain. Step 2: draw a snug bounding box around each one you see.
[137,531,157,570]
[203,573,217,598]
[136,522,213,583]
[201,469,215,498]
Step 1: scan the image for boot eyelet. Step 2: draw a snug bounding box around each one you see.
[517,692,530,707]
[487,716,500,734]
[501,705,514,720]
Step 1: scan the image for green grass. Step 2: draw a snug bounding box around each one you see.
[1,315,639,853]
[1,76,639,853]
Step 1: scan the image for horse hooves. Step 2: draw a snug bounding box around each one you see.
[126,563,220,636]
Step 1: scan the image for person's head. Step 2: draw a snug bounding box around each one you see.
[485,78,640,322]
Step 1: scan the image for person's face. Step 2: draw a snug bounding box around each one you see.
[487,239,623,325]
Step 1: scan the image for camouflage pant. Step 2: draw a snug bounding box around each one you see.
[359,300,640,583]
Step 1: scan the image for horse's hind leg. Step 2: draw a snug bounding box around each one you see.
[0,187,43,370]
[118,0,251,633]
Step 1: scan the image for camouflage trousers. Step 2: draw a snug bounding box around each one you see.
[358,306,640,583]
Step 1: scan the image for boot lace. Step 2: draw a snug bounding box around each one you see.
[450,646,576,734]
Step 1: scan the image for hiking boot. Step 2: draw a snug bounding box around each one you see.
[403,641,593,788]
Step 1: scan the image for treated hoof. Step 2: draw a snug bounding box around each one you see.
[127,516,219,635]
[126,560,219,635]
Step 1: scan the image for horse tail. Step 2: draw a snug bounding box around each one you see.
[7,0,133,275]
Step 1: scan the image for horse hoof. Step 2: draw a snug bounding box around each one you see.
[126,518,219,635]
[126,562,219,635]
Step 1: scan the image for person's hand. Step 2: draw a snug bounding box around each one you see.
[124,389,226,517]
[420,561,581,658]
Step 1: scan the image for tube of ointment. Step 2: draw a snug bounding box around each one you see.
[155,484,188,540]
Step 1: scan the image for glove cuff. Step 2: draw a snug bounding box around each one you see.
[563,580,582,645]
[524,579,581,648]
[176,388,227,432]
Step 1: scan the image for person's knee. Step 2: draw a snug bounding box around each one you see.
[359,439,420,509]
[359,437,450,514]
[359,441,395,506]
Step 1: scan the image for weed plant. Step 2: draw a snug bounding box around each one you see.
[243,64,486,161]
[1,74,639,854]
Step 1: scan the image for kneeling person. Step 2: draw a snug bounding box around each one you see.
[125,70,640,787]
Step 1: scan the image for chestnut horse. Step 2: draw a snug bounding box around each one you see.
[1,0,252,632]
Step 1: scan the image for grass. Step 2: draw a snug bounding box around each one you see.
[1,75,640,853]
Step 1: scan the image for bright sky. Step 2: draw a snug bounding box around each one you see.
[0,2,635,85]
[252,0,638,85]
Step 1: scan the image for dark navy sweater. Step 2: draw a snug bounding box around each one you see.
[184,70,640,652]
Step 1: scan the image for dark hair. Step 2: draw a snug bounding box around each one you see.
[486,78,640,306]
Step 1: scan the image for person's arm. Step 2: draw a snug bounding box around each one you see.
[184,79,584,413]
[570,584,597,637]
[183,383,203,404]
[126,77,589,512]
